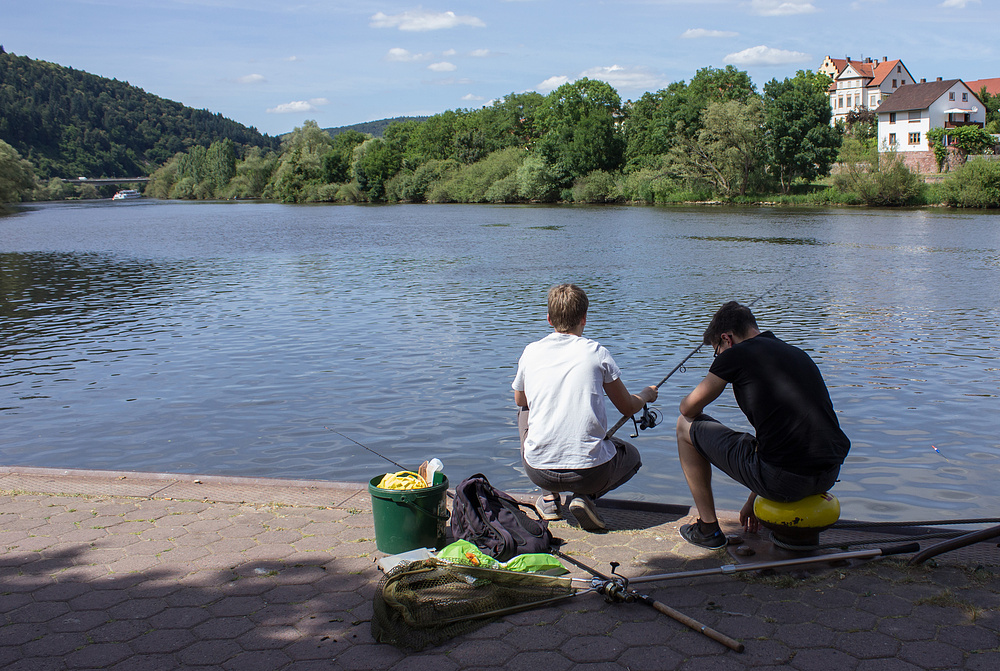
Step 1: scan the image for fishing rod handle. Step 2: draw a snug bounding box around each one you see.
[880,542,921,556]
[640,595,744,653]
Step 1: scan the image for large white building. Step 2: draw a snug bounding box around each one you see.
[874,78,985,172]
[819,56,916,125]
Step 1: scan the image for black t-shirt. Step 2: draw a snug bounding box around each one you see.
[709,331,850,474]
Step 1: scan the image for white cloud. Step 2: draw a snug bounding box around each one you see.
[385,48,431,62]
[724,45,811,66]
[536,75,570,92]
[750,0,818,16]
[579,65,668,91]
[371,10,485,31]
[284,56,300,62]
[266,98,328,114]
[428,62,458,72]
[443,49,457,57]
[237,74,266,84]
[469,48,490,57]
[425,77,475,86]
[940,0,979,7]
[681,28,739,39]
[462,93,486,101]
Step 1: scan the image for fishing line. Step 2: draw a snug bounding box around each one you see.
[325,428,407,471]
[607,281,784,439]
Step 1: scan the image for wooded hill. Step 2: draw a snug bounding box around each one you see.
[0,50,281,180]
[322,117,429,139]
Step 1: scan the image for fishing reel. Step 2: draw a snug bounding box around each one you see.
[630,405,660,438]
[597,562,636,604]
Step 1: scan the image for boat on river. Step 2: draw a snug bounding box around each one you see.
[112,189,142,200]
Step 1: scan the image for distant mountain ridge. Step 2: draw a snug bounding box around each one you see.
[0,50,281,180]
[322,116,430,139]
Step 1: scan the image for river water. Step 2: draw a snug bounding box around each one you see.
[2,200,999,523]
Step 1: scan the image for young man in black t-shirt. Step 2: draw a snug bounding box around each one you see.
[675,302,850,549]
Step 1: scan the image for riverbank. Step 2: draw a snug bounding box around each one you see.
[2,466,999,669]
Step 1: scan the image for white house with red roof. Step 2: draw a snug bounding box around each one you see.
[874,78,985,172]
[820,56,916,125]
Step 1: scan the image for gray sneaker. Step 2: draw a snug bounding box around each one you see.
[569,495,606,531]
[535,494,561,521]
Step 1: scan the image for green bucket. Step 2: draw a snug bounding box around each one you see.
[368,471,450,554]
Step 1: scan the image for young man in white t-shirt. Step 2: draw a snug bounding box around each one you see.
[513,284,658,530]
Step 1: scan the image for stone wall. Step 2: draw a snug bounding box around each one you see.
[899,147,971,174]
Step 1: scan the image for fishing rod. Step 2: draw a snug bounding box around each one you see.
[325,428,407,471]
[606,282,783,440]
[625,542,919,586]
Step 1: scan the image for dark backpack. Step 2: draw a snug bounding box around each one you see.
[450,473,553,562]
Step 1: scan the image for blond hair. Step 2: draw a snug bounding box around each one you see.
[548,284,588,332]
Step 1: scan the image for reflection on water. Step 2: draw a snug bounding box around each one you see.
[2,201,999,523]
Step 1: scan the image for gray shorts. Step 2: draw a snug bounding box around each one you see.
[689,415,839,502]
[517,408,642,498]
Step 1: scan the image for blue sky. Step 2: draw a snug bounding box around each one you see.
[5,1,997,137]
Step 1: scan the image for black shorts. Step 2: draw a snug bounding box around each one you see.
[517,408,641,498]
[689,415,839,502]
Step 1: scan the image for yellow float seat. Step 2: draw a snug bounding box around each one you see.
[753,492,840,546]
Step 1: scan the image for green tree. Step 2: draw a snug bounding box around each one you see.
[352,137,402,201]
[0,138,35,203]
[843,107,878,146]
[323,129,367,183]
[227,147,278,199]
[978,86,1000,132]
[624,67,757,171]
[264,120,332,201]
[669,98,766,196]
[402,112,460,167]
[471,91,546,150]
[203,139,237,194]
[763,70,841,192]
[536,78,625,184]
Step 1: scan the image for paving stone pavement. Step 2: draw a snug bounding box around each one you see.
[1,467,999,670]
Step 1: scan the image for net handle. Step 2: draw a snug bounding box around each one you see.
[399,494,451,521]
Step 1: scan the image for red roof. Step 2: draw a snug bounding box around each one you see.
[824,57,907,92]
[966,78,1000,97]
[870,60,903,87]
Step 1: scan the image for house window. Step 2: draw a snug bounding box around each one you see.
[871,95,878,106]
[892,79,897,88]
[901,80,906,86]
[838,96,844,108]
[949,92,956,101]
[908,132,921,145]
[962,93,969,101]
[889,133,897,145]
[889,112,896,123]
[897,65,901,73]
[908,111,921,121]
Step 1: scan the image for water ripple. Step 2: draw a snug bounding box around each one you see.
[2,201,999,523]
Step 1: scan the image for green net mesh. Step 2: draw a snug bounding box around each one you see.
[371,558,579,650]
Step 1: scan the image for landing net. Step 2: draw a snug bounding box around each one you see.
[371,558,579,650]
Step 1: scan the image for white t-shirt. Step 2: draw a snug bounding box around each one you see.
[512,332,622,469]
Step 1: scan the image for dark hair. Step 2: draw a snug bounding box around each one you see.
[547,284,588,332]
[703,301,758,346]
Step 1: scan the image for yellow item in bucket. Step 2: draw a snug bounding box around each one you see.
[377,471,428,490]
